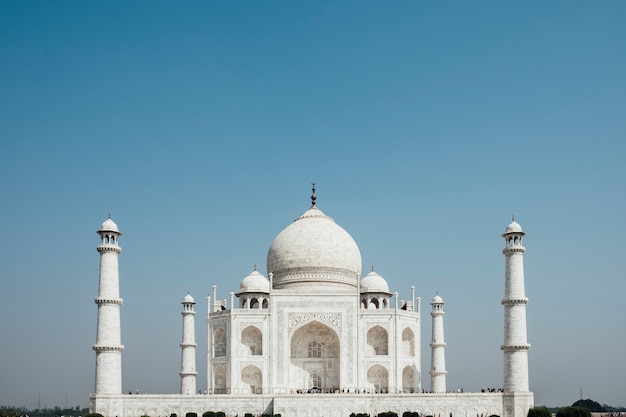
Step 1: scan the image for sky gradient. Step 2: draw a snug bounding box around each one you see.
[1,1,625,410]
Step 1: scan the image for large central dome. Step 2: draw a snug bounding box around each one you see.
[267,205,362,291]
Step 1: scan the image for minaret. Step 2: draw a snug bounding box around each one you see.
[93,215,124,394]
[501,216,530,393]
[180,293,198,394]
[429,293,447,393]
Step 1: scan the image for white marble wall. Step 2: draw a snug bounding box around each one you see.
[91,392,511,417]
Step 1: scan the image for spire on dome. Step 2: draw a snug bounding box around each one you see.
[512,214,515,222]
[254,263,257,271]
[311,181,317,207]
[371,263,375,272]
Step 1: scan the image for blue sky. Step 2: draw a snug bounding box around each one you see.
[1,1,625,409]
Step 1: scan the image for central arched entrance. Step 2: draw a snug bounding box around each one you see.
[290,321,340,392]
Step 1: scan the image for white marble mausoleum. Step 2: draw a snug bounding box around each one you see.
[90,186,534,417]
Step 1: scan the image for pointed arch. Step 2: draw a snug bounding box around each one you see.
[366,364,389,392]
[402,365,417,392]
[213,327,227,357]
[241,325,262,356]
[290,321,340,391]
[402,327,415,357]
[366,325,388,355]
[241,364,262,394]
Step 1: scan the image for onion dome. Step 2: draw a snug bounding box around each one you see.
[503,215,525,235]
[360,270,391,294]
[238,269,270,294]
[99,214,120,233]
[182,293,195,303]
[267,204,362,290]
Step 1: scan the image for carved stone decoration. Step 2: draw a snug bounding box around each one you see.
[288,312,342,334]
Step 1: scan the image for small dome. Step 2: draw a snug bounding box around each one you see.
[360,270,390,294]
[432,294,443,304]
[505,221,523,233]
[99,216,120,233]
[504,216,524,235]
[183,293,195,303]
[238,270,270,294]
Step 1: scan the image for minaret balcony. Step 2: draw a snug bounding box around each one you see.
[501,298,528,305]
[500,344,530,351]
[429,370,447,376]
[502,246,525,254]
[95,297,123,305]
[92,344,124,352]
[96,244,122,253]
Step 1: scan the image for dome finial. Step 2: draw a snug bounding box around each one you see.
[512,214,515,222]
[108,212,111,219]
[311,181,317,207]
[371,262,375,272]
[254,263,257,271]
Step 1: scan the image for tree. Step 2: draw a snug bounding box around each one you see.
[572,400,605,412]
[528,406,552,417]
[556,406,591,417]
[0,407,21,417]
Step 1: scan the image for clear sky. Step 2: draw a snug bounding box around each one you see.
[1,0,625,410]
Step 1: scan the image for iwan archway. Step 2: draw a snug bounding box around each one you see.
[290,321,340,392]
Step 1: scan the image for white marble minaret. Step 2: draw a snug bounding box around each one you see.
[429,293,447,393]
[93,215,124,394]
[180,293,197,395]
[501,216,530,393]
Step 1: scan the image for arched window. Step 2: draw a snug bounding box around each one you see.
[308,341,322,358]
[367,325,388,355]
[241,325,262,356]
[214,328,227,357]
[241,364,262,394]
[402,328,415,357]
[309,370,322,388]
[402,366,416,392]
[367,365,389,392]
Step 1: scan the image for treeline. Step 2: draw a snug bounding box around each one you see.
[0,406,89,417]
[530,400,626,417]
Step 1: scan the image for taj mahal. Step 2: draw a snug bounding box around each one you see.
[90,185,534,417]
